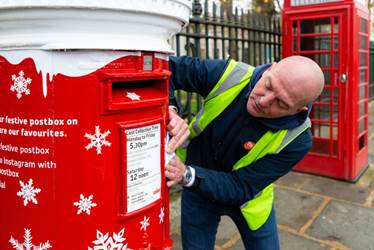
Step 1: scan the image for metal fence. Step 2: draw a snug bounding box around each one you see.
[170,0,282,120]
[370,41,374,102]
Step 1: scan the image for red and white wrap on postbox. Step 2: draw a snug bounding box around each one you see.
[0,1,191,249]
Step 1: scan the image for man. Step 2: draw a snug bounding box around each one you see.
[165,55,324,250]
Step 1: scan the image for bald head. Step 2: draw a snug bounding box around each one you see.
[274,56,325,107]
[247,55,325,118]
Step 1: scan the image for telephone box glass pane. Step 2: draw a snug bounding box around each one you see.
[320,87,330,99]
[332,126,337,139]
[360,52,366,66]
[359,101,366,117]
[359,118,366,134]
[300,18,331,34]
[300,36,331,51]
[293,38,297,52]
[314,124,330,138]
[360,35,367,49]
[360,18,367,33]
[313,106,331,122]
[359,84,366,99]
[293,21,298,34]
[306,54,330,67]
[333,53,338,68]
[333,17,338,33]
[323,71,331,85]
[359,69,366,83]
[333,36,338,50]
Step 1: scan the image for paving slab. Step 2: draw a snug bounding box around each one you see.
[359,166,374,190]
[171,215,244,249]
[369,135,374,164]
[275,171,312,189]
[170,232,182,249]
[216,216,240,247]
[301,174,372,204]
[222,237,245,250]
[279,230,329,250]
[274,187,325,230]
[306,200,374,250]
[369,154,374,165]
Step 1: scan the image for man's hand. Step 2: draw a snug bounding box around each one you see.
[167,107,190,153]
[165,155,186,187]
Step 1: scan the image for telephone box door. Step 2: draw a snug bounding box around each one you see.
[284,10,348,178]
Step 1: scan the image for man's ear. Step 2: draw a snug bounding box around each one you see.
[296,106,308,113]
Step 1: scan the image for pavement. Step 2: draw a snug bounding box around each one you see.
[169,102,374,250]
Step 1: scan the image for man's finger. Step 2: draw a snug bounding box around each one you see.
[167,180,179,187]
[167,119,177,131]
[167,127,189,152]
[169,107,178,118]
[165,170,173,178]
[165,157,176,168]
[167,136,179,153]
[177,126,190,144]
[168,121,183,137]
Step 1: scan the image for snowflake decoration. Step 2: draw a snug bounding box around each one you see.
[73,194,97,215]
[159,207,165,224]
[16,179,41,207]
[88,228,133,250]
[9,228,52,250]
[10,71,32,99]
[126,92,141,101]
[85,126,111,155]
[140,216,150,232]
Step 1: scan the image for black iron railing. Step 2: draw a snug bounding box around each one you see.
[370,41,374,102]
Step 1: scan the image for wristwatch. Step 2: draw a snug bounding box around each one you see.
[182,165,193,186]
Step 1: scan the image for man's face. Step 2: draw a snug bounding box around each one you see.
[246,64,307,118]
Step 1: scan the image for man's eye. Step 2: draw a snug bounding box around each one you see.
[265,82,271,90]
[278,100,288,109]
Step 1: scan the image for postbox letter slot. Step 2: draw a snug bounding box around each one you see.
[105,78,168,111]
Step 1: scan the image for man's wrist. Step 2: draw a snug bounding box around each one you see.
[182,165,196,187]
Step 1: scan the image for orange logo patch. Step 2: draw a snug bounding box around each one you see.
[243,141,255,151]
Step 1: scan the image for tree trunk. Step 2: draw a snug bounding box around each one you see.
[252,0,276,16]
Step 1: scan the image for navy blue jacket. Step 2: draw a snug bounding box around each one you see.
[169,56,312,206]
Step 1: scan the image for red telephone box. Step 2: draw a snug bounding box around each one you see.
[283,0,370,181]
[0,1,190,249]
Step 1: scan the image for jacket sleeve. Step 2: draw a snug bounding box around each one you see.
[169,56,229,98]
[187,129,313,206]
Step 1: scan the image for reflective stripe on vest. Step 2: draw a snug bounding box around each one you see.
[189,60,255,138]
[176,60,254,162]
[177,59,311,230]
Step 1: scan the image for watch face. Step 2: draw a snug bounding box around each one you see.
[183,167,192,185]
[185,171,192,182]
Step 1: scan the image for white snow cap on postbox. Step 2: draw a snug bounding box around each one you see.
[0,0,191,53]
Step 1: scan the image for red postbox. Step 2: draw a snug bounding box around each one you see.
[282,0,370,181]
[0,1,190,249]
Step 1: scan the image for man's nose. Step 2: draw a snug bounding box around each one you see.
[258,94,275,108]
